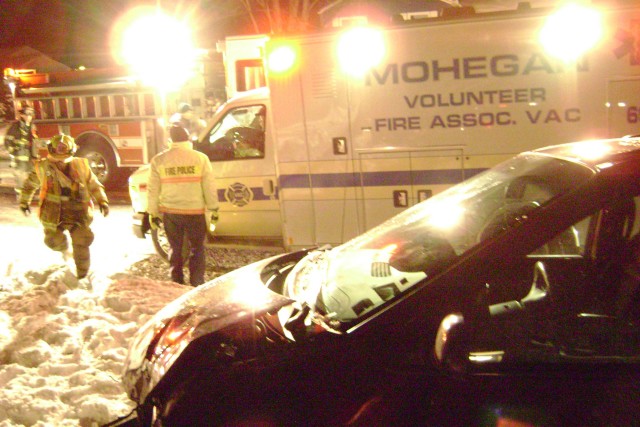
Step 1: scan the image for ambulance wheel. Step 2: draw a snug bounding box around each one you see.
[151,226,170,260]
[76,142,117,188]
[151,224,191,263]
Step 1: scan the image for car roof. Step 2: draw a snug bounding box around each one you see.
[530,136,640,170]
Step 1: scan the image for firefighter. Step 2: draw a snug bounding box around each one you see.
[147,125,219,286]
[18,134,109,280]
[169,103,205,139]
[169,103,196,135]
[4,106,38,199]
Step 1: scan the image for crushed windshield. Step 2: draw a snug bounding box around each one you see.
[201,105,266,160]
[285,153,594,323]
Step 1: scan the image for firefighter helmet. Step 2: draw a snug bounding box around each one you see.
[19,106,35,116]
[47,134,77,159]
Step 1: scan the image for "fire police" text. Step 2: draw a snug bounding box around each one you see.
[164,166,196,176]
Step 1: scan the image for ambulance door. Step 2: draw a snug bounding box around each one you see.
[608,78,640,137]
[195,102,281,243]
[357,148,465,230]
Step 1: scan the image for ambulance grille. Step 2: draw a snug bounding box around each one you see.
[371,262,391,277]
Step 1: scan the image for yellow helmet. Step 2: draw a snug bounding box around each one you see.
[47,134,77,159]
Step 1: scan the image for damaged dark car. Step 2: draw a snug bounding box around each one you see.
[120,137,640,426]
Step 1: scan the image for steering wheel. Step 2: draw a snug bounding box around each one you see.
[389,237,456,273]
[477,201,540,242]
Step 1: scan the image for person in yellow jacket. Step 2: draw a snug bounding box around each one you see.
[5,106,38,199]
[19,134,109,279]
[148,125,219,286]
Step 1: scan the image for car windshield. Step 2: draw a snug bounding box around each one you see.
[284,152,594,323]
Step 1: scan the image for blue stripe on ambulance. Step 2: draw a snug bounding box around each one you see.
[279,168,487,188]
[217,168,487,203]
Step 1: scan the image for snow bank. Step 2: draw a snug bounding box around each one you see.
[0,265,190,426]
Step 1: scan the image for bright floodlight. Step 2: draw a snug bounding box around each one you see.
[337,27,385,77]
[539,3,603,62]
[267,45,297,73]
[120,11,197,91]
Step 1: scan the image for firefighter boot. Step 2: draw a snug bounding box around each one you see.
[70,225,94,279]
[44,229,72,265]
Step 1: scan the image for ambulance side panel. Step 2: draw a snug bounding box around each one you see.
[268,5,640,250]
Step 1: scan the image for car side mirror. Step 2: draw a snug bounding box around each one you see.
[434,313,469,373]
[434,312,506,375]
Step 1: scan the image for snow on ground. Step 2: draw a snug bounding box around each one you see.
[0,261,194,426]
[0,190,167,425]
[0,191,279,426]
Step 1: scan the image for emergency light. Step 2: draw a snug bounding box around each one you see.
[267,44,298,74]
[337,27,385,77]
[539,3,603,62]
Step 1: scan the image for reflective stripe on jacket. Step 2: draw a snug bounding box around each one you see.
[147,141,219,216]
[19,157,108,230]
[5,120,37,161]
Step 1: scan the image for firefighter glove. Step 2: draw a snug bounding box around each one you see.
[210,210,219,225]
[99,202,109,217]
[150,215,162,231]
[20,204,31,216]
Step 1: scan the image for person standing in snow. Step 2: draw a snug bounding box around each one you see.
[147,125,219,286]
[4,105,39,199]
[18,134,109,280]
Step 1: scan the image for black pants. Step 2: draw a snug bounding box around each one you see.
[163,213,207,286]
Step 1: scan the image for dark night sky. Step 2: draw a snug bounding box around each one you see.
[0,0,554,69]
[0,0,245,68]
[1,0,129,67]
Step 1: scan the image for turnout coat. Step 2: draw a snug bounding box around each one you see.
[20,157,108,230]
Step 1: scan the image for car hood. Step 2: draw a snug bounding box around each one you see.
[128,164,150,213]
[122,255,295,403]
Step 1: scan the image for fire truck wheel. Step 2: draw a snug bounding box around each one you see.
[151,224,191,263]
[76,142,118,188]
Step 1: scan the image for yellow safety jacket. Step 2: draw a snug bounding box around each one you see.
[147,141,219,216]
[20,157,108,230]
[5,120,37,163]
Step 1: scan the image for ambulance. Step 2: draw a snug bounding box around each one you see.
[128,1,640,255]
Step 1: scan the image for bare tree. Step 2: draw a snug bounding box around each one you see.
[238,0,331,34]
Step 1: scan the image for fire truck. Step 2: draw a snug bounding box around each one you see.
[3,67,201,188]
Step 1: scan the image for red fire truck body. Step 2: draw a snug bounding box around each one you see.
[5,67,170,187]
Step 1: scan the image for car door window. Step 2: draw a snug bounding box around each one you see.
[528,194,639,310]
[531,216,591,256]
[511,195,640,356]
[475,191,640,361]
